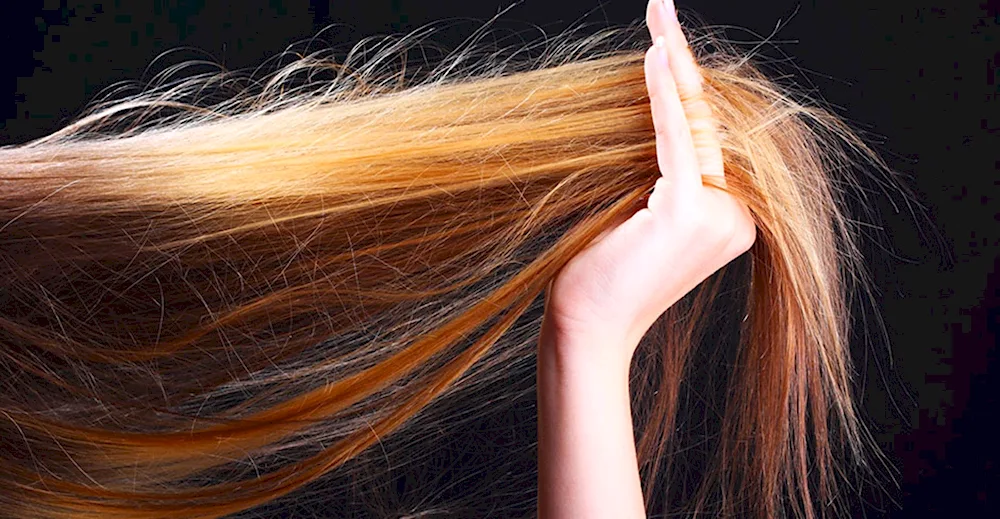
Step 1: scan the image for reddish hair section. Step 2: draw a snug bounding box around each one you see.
[0,25,888,519]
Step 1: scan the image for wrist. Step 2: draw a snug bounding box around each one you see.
[536,315,646,519]
[537,315,638,384]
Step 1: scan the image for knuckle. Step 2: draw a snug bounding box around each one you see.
[731,217,757,254]
[654,121,669,140]
[717,215,739,245]
[656,117,685,145]
[668,117,690,141]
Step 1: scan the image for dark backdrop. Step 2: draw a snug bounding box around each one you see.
[1,1,996,517]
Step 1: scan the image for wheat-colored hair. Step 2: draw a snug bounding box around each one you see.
[0,19,889,519]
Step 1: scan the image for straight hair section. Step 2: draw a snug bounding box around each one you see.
[0,24,888,519]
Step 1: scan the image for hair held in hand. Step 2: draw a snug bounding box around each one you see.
[0,18,894,519]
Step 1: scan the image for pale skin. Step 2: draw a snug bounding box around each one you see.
[536,1,757,518]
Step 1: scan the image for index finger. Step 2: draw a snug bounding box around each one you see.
[648,0,726,182]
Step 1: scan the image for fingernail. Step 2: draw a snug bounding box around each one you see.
[654,35,668,63]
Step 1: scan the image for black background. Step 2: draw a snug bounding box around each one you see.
[1,1,996,517]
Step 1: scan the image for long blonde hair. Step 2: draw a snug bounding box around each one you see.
[0,20,889,519]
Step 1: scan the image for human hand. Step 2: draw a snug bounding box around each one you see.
[540,0,756,372]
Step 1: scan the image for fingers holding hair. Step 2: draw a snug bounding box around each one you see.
[645,0,725,182]
[644,39,699,195]
[643,13,700,216]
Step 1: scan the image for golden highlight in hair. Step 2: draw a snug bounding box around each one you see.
[0,20,891,519]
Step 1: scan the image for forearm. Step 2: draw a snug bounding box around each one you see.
[536,317,646,519]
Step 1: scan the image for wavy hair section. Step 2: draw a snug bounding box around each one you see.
[0,21,888,519]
